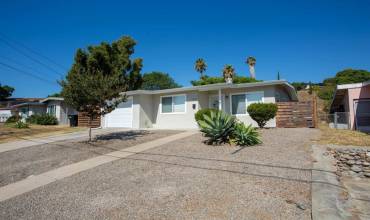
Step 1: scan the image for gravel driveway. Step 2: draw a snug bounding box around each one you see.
[0,128,319,220]
[0,130,180,187]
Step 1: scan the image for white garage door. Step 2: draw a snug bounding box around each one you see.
[105,98,133,128]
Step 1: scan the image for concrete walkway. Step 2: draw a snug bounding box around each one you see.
[0,130,196,202]
[0,128,130,154]
[312,145,357,220]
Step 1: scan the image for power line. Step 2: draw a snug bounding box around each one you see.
[0,35,64,77]
[0,32,68,72]
[0,61,58,85]
[0,55,48,75]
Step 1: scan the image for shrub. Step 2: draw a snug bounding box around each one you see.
[26,114,58,125]
[197,110,235,144]
[247,103,278,128]
[191,76,261,86]
[13,120,29,129]
[232,122,261,146]
[26,114,39,124]
[37,114,58,125]
[5,115,21,124]
[194,108,220,123]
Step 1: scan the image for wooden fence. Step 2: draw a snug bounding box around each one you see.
[77,112,101,128]
[276,99,316,128]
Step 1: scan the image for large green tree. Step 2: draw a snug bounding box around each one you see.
[60,36,143,140]
[323,69,370,85]
[141,72,181,90]
[0,83,14,100]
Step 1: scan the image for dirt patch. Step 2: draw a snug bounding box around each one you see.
[318,123,370,146]
[0,124,86,143]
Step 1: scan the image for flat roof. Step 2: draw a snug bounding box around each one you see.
[40,97,64,103]
[124,80,298,100]
[337,80,370,90]
[11,102,45,108]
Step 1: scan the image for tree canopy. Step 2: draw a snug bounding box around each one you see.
[47,92,61,97]
[194,58,207,79]
[140,72,181,90]
[323,69,370,85]
[0,83,14,100]
[60,36,142,139]
[191,75,260,86]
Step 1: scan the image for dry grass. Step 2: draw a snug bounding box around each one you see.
[318,123,370,146]
[0,124,86,143]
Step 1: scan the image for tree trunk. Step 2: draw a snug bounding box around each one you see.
[249,66,255,79]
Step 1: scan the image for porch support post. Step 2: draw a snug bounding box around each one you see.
[218,89,222,110]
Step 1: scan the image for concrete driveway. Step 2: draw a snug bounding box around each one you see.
[0,128,319,220]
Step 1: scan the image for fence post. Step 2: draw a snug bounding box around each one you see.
[334,112,338,129]
[312,94,318,128]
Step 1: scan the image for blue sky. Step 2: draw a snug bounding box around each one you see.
[1,0,370,97]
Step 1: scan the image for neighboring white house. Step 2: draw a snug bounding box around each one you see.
[101,80,298,129]
[9,97,77,125]
[0,108,12,122]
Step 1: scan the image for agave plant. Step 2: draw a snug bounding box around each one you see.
[232,122,261,146]
[198,110,235,144]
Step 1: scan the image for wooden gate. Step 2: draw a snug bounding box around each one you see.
[276,101,316,128]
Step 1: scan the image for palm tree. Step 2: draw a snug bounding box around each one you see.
[222,64,235,83]
[195,58,207,79]
[246,56,256,78]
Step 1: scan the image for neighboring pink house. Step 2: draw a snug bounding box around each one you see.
[330,80,370,133]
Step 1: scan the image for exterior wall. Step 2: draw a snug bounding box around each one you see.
[152,92,199,129]
[146,85,281,129]
[205,86,277,127]
[18,105,45,117]
[59,102,78,125]
[275,86,292,102]
[132,95,141,129]
[347,85,370,129]
[129,94,154,128]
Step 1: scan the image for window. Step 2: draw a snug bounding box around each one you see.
[47,105,56,116]
[161,95,186,113]
[231,94,246,115]
[231,91,264,115]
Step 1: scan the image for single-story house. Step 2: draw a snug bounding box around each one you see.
[0,107,12,122]
[9,97,77,125]
[0,98,43,123]
[330,80,370,133]
[101,80,298,129]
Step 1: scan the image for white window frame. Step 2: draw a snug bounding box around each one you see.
[160,94,187,114]
[47,105,57,116]
[230,91,264,116]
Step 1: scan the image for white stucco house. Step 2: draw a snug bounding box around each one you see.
[10,97,77,125]
[101,80,298,129]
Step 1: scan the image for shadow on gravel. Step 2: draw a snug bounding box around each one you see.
[94,130,150,141]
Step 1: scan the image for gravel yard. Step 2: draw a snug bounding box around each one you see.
[0,130,180,187]
[0,128,319,220]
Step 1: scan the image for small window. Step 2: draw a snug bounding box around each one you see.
[161,95,186,113]
[231,92,264,115]
[47,105,56,116]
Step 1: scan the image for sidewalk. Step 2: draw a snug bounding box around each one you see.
[0,128,130,154]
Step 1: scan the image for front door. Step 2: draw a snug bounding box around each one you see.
[209,94,225,110]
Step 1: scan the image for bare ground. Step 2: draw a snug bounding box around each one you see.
[0,128,319,220]
[0,130,180,187]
